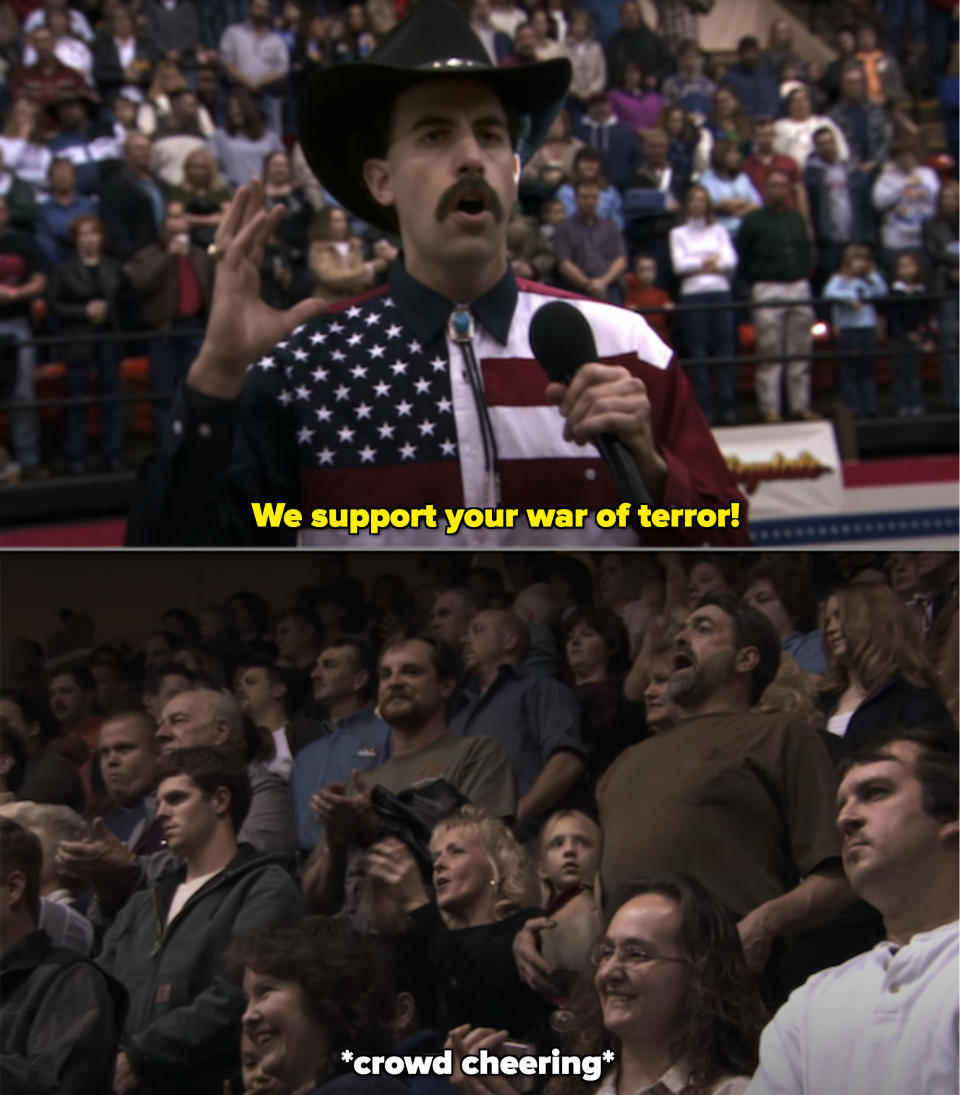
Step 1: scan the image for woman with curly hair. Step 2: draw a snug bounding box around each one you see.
[819,582,954,748]
[548,875,766,1095]
[233,917,407,1095]
[366,807,551,1043]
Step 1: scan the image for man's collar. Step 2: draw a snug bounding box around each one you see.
[388,256,517,346]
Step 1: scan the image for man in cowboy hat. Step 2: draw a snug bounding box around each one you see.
[128,0,748,548]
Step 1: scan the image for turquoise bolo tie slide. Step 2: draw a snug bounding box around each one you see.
[449,307,475,342]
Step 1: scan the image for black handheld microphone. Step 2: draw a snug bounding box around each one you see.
[529,300,653,508]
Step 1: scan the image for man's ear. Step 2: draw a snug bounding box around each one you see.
[513,153,521,186]
[212,720,231,748]
[3,869,26,912]
[211,785,232,820]
[353,668,370,699]
[734,645,760,676]
[940,817,959,849]
[270,681,287,704]
[438,676,456,702]
[362,158,395,209]
[0,754,14,780]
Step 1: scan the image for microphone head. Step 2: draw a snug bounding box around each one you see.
[529,300,598,384]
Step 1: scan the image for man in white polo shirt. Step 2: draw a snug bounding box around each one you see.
[746,725,959,1095]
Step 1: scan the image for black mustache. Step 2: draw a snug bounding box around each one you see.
[436,176,504,223]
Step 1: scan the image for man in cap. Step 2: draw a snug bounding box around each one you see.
[128,0,747,548]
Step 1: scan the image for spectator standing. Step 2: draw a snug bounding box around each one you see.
[651,0,714,52]
[0,100,53,194]
[50,213,131,474]
[707,85,753,155]
[829,64,892,176]
[660,103,707,195]
[529,9,564,60]
[872,139,940,267]
[604,0,672,88]
[775,87,850,169]
[0,147,37,233]
[662,39,716,124]
[699,140,762,241]
[468,0,512,65]
[97,710,162,850]
[743,117,807,217]
[502,21,539,66]
[262,149,312,296]
[622,127,683,284]
[737,170,818,422]
[151,89,209,188]
[554,179,628,303]
[99,131,163,261]
[855,21,904,104]
[168,146,233,251]
[823,244,888,417]
[91,5,154,104]
[623,254,673,344]
[9,25,87,116]
[563,10,607,114]
[308,205,381,306]
[723,35,781,121]
[124,202,213,437]
[519,111,583,211]
[741,558,827,679]
[886,251,936,416]
[608,61,664,133]
[489,0,528,39]
[923,179,959,410]
[0,193,46,479]
[219,0,290,136]
[669,184,738,424]
[211,90,283,190]
[820,24,860,103]
[556,146,624,229]
[47,93,118,197]
[137,60,215,139]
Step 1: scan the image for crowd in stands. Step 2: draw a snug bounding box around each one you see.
[0,0,957,481]
[0,547,957,1093]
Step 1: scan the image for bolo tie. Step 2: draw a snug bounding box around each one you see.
[448,304,501,506]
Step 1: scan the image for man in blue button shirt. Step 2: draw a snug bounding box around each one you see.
[451,608,585,835]
[289,636,392,853]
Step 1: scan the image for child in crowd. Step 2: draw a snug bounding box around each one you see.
[887,251,936,416]
[624,254,674,344]
[823,244,888,417]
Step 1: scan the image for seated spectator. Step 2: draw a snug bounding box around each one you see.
[124,200,212,435]
[502,20,539,66]
[0,690,85,811]
[50,213,132,474]
[608,61,664,134]
[0,147,37,233]
[872,139,940,268]
[468,0,512,65]
[923,179,959,411]
[556,146,624,229]
[855,20,904,105]
[699,140,762,240]
[519,110,583,211]
[604,0,672,89]
[747,727,958,1095]
[775,87,850,169]
[9,25,88,119]
[820,583,955,746]
[211,90,283,190]
[97,746,303,1095]
[738,170,818,422]
[662,39,716,124]
[536,875,766,1094]
[659,103,708,195]
[724,35,781,120]
[0,817,123,1095]
[453,608,585,834]
[36,157,96,264]
[823,244,888,417]
[887,251,937,417]
[562,9,607,111]
[740,559,826,679]
[669,184,739,424]
[707,85,753,155]
[151,88,209,187]
[219,0,290,136]
[742,117,807,217]
[562,604,644,803]
[91,4,154,105]
[168,146,233,250]
[233,918,406,1095]
[99,131,163,261]
[623,253,673,344]
[529,8,564,61]
[0,99,54,194]
[573,92,640,192]
[829,63,892,177]
[555,177,629,302]
[0,193,47,479]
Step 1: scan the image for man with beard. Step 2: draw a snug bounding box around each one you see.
[302,635,516,914]
[589,594,851,988]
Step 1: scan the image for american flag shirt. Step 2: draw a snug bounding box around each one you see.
[129,260,749,547]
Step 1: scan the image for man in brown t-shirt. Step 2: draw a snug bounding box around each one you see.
[597,593,852,975]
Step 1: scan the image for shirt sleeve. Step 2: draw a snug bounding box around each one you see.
[778,723,843,877]
[524,677,586,763]
[743,989,807,1095]
[454,736,519,820]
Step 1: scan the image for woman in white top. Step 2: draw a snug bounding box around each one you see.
[503,876,763,1095]
[669,185,739,425]
[563,10,607,111]
[774,86,849,167]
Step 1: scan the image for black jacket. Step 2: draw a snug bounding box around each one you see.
[99,166,163,261]
[92,32,157,99]
[0,929,126,1095]
[822,674,955,751]
[49,254,130,333]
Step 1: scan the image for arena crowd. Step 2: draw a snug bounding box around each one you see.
[0,548,957,1093]
[0,0,957,483]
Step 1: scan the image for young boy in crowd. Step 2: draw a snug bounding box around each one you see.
[887,251,936,417]
[624,255,674,344]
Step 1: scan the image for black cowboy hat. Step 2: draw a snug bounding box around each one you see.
[299,0,572,232]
